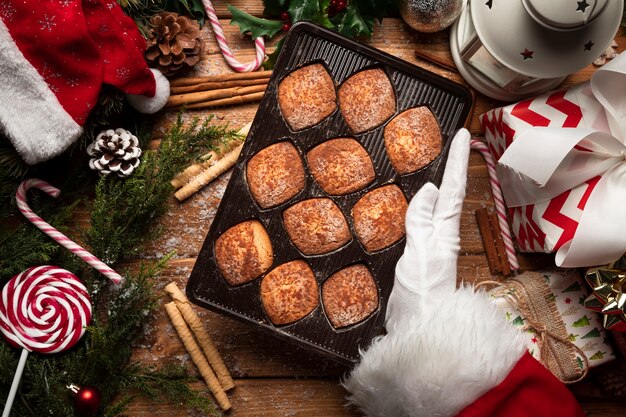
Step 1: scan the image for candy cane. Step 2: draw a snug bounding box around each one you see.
[470,139,520,272]
[16,179,123,284]
[1,266,92,417]
[201,0,266,72]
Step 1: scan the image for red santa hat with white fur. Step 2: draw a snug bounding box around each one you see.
[343,129,586,417]
[0,0,169,165]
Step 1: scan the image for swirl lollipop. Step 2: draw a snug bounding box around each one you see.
[0,266,92,417]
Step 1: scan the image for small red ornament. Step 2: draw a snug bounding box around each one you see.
[336,0,347,12]
[282,22,292,31]
[280,11,290,21]
[69,384,102,416]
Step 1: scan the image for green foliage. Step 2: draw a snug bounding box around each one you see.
[263,37,285,69]
[87,113,240,265]
[230,0,398,69]
[228,5,284,39]
[0,112,230,416]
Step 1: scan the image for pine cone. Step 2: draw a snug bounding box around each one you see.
[87,129,142,178]
[145,12,205,77]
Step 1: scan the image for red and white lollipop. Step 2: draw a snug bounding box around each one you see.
[0,266,92,417]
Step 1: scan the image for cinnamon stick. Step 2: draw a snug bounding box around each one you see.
[171,122,252,189]
[171,91,266,111]
[175,143,244,201]
[170,77,270,95]
[164,302,231,410]
[169,70,273,87]
[475,208,512,276]
[165,283,235,391]
[166,84,267,108]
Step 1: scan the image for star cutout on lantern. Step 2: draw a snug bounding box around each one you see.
[577,0,590,12]
[584,41,594,51]
[486,0,493,9]
[520,48,534,60]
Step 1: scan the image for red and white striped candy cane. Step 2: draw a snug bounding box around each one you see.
[16,179,123,285]
[202,0,266,72]
[470,139,520,272]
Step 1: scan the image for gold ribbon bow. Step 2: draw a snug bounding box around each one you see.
[584,255,626,332]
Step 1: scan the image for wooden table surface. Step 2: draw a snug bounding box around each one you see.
[125,2,625,415]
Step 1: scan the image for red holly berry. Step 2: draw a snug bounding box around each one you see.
[280,11,289,21]
[282,22,292,31]
[336,0,347,12]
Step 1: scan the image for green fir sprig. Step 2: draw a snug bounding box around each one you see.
[0,112,233,416]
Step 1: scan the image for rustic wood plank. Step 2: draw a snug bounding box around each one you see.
[125,379,359,417]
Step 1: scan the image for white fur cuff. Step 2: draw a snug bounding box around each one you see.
[126,68,170,114]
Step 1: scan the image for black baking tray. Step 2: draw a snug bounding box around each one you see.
[186,21,472,365]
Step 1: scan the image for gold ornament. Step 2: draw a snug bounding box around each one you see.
[584,255,626,332]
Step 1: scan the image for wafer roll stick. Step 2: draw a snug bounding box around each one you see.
[165,282,235,390]
[164,302,231,410]
[171,122,252,189]
[174,143,244,202]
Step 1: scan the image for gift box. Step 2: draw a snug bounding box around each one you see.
[489,269,616,383]
[480,53,626,268]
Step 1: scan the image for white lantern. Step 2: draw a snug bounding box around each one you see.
[450,0,624,101]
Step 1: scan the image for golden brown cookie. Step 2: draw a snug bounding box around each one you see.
[384,107,442,174]
[278,63,337,131]
[352,184,408,252]
[322,264,379,328]
[306,138,375,195]
[260,260,319,325]
[247,141,305,209]
[215,220,273,286]
[283,198,351,255]
[338,68,396,134]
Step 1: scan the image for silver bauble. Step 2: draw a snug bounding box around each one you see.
[399,0,463,32]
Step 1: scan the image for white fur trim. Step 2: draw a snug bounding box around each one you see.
[126,69,169,114]
[342,286,527,417]
[0,20,82,165]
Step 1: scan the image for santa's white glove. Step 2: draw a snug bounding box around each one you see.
[385,128,469,334]
[342,129,585,417]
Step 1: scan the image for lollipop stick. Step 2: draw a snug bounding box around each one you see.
[2,349,28,417]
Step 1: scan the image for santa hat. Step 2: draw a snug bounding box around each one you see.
[0,0,170,165]
[343,129,585,417]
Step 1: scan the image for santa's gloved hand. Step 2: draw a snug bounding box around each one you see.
[385,128,469,333]
[343,129,585,417]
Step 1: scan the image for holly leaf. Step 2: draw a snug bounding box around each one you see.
[228,5,284,39]
[264,0,289,18]
[163,0,207,26]
[288,0,334,28]
[331,2,374,38]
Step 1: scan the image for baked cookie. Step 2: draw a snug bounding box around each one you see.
[215,220,273,286]
[338,68,396,134]
[306,138,375,195]
[278,63,337,131]
[260,260,319,325]
[247,141,305,209]
[283,198,351,255]
[322,264,379,328]
[352,184,408,252]
[384,107,442,174]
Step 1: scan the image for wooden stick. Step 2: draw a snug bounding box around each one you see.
[164,302,232,411]
[166,84,267,108]
[170,91,266,111]
[171,122,252,189]
[165,283,235,391]
[175,143,244,201]
[414,49,458,73]
[170,77,270,95]
[169,70,273,87]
